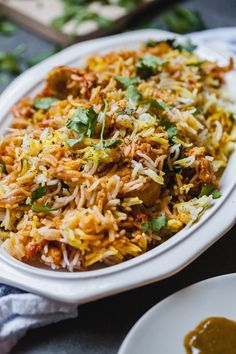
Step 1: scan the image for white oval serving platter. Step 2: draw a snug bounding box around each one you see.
[118,273,236,354]
[0,29,235,303]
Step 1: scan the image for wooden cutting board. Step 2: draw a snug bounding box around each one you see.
[0,0,160,44]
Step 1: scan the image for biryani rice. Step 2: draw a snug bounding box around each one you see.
[0,39,235,271]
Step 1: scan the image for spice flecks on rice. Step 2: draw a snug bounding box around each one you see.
[0,39,235,271]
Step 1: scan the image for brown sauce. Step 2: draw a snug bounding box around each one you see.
[184,317,236,354]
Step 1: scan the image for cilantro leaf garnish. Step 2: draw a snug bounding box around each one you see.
[175,39,197,53]
[0,50,21,74]
[146,39,176,48]
[193,107,203,116]
[0,17,17,35]
[230,113,236,121]
[114,75,140,89]
[51,3,112,32]
[34,97,58,110]
[104,139,122,148]
[66,106,98,138]
[32,204,56,213]
[198,184,221,199]
[117,107,135,115]
[161,7,205,34]
[212,190,221,199]
[65,136,84,148]
[136,54,167,79]
[31,186,46,203]
[141,98,171,111]
[142,215,167,234]
[160,118,178,140]
[125,85,142,104]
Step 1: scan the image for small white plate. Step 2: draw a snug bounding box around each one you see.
[119,273,236,354]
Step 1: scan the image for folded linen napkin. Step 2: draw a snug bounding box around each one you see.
[0,27,235,354]
[0,284,77,354]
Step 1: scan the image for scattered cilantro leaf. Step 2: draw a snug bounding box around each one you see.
[141,98,170,111]
[117,107,135,115]
[230,113,236,121]
[66,106,98,138]
[160,118,178,140]
[212,190,221,199]
[136,54,167,79]
[0,17,17,36]
[66,136,84,147]
[32,204,56,213]
[0,44,26,74]
[114,75,140,89]
[176,39,197,53]
[31,186,46,203]
[198,184,221,199]
[193,107,203,116]
[34,97,59,110]
[104,139,122,148]
[146,38,176,48]
[125,85,142,104]
[142,215,167,234]
[162,7,206,34]
[51,3,112,32]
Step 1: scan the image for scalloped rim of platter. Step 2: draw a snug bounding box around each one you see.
[0,30,235,302]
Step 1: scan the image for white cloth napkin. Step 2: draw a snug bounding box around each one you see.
[0,285,77,354]
[0,27,236,354]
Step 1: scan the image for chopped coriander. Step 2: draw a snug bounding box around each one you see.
[104,139,122,148]
[161,7,206,34]
[31,186,46,203]
[212,190,221,199]
[32,204,55,213]
[142,215,167,234]
[160,118,178,140]
[230,113,236,121]
[125,85,142,104]
[0,17,17,36]
[136,54,167,79]
[193,107,203,116]
[114,75,140,89]
[0,51,21,74]
[117,107,135,115]
[66,136,84,147]
[175,39,197,53]
[66,106,98,138]
[146,38,176,48]
[51,3,112,33]
[198,184,221,199]
[34,97,58,110]
[141,98,170,111]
